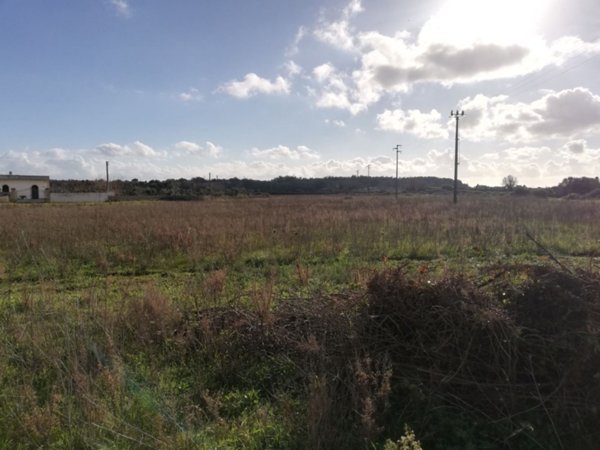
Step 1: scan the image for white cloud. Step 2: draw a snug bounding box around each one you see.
[178,88,202,102]
[175,141,201,153]
[130,141,159,157]
[96,143,126,156]
[314,0,363,51]
[325,119,346,128]
[96,141,160,158]
[315,21,356,51]
[457,143,600,187]
[306,150,450,177]
[251,145,320,160]
[458,87,600,143]
[311,24,540,114]
[285,26,307,57]
[347,31,599,111]
[205,142,222,158]
[345,0,363,16]
[0,140,224,180]
[108,0,131,17]
[313,63,336,83]
[529,88,600,135]
[377,108,449,139]
[235,144,596,186]
[311,63,367,114]
[1,148,110,180]
[284,60,302,77]
[3,139,600,187]
[316,91,365,115]
[300,0,600,114]
[219,73,290,98]
[175,141,221,157]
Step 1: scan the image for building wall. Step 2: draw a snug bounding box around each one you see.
[0,179,50,200]
[50,192,114,203]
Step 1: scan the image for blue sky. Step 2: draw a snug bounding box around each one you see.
[1,0,600,186]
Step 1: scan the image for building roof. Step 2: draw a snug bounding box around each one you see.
[0,174,50,181]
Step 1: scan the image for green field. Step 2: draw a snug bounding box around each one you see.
[0,194,599,449]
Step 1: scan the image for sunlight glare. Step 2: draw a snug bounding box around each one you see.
[420,0,553,47]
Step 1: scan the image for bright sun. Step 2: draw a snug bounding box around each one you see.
[420,0,553,47]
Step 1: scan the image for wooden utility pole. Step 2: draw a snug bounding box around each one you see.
[451,110,464,204]
[105,161,109,193]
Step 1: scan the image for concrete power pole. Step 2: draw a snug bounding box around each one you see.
[394,144,402,200]
[450,110,464,204]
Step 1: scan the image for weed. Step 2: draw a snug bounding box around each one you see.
[203,269,228,305]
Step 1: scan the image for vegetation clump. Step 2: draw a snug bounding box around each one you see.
[361,266,600,449]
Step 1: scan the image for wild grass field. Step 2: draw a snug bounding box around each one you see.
[0,194,599,449]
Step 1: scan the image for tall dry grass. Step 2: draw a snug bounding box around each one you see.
[0,195,598,281]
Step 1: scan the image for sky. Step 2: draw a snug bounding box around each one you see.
[1,0,600,186]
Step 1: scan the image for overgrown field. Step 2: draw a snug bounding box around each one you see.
[0,194,599,449]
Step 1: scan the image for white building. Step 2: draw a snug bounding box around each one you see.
[0,173,50,201]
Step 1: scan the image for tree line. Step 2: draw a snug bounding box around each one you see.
[49,175,600,199]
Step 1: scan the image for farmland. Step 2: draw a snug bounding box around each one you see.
[0,194,599,449]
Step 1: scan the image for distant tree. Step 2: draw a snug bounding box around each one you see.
[557,176,600,196]
[502,175,518,191]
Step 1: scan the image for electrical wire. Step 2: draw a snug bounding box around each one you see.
[501,40,600,99]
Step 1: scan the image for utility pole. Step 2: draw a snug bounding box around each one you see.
[105,161,109,193]
[394,144,402,200]
[450,110,464,204]
[367,164,371,194]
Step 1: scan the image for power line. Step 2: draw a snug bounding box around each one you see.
[502,46,600,99]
